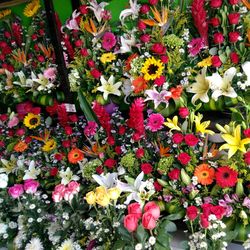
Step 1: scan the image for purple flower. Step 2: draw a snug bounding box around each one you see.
[163,195,173,202]
[203,197,213,204]
[224,194,234,203]
[243,197,250,209]
[104,102,118,114]
[102,32,116,51]
[145,88,171,109]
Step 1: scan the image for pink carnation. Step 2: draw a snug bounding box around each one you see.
[102,32,116,51]
[147,113,164,132]
[24,179,39,194]
[84,121,98,136]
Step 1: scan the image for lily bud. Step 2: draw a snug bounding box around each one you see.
[236,179,244,197]
[181,169,191,186]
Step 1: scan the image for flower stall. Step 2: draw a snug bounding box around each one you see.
[0,0,250,249]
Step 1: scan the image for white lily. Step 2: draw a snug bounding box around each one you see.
[242,61,250,87]
[23,161,41,180]
[59,167,80,185]
[207,67,237,101]
[186,67,210,104]
[119,0,141,24]
[32,73,50,91]
[13,71,33,87]
[88,0,109,23]
[117,172,154,205]
[115,34,136,54]
[121,79,133,104]
[97,75,122,100]
[0,173,8,188]
[66,10,80,30]
[92,172,119,189]
[0,155,24,174]
[145,88,171,109]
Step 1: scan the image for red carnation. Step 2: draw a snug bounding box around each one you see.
[179,107,189,118]
[140,34,151,43]
[153,181,163,191]
[229,31,240,43]
[213,32,224,44]
[136,148,145,158]
[200,214,209,228]
[229,0,239,5]
[137,20,146,30]
[186,206,198,220]
[212,55,222,67]
[230,52,239,64]
[215,166,238,188]
[151,43,166,55]
[80,48,89,57]
[244,152,250,165]
[244,129,250,138]
[168,168,181,180]
[90,68,101,79]
[79,5,88,14]
[210,0,222,8]
[104,158,116,169]
[154,76,165,86]
[160,55,169,64]
[184,134,199,147]
[172,133,184,144]
[177,152,191,165]
[149,0,158,5]
[201,203,213,217]
[140,4,150,14]
[210,205,226,219]
[209,17,220,27]
[141,163,153,174]
[228,13,240,25]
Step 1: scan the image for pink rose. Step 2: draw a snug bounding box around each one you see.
[228,13,240,25]
[168,168,181,180]
[177,152,191,165]
[186,206,198,220]
[54,184,66,194]
[7,116,19,128]
[16,128,26,136]
[64,188,74,201]
[213,32,224,44]
[212,55,222,67]
[184,134,199,147]
[24,179,39,194]
[52,191,63,202]
[179,107,189,118]
[128,202,142,219]
[144,201,160,219]
[172,133,184,144]
[229,31,240,43]
[124,214,139,232]
[102,32,116,51]
[142,212,157,230]
[8,184,24,199]
[67,181,80,194]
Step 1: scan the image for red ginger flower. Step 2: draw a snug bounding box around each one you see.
[127,98,145,140]
[191,0,208,45]
[92,101,112,137]
[11,22,23,47]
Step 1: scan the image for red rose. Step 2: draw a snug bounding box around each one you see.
[137,20,146,31]
[142,212,157,230]
[74,40,83,47]
[154,76,165,86]
[149,0,158,5]
[96,166,104,174]
[151,43,166,55]
[124,214,138,232]
[213,32,224,44]
[179,107,189,118]
[172,133,184,144]
[229,0,239,4]
[136,148,145,158]
[50,167,58,176]
[210,205,226,219]
[128,202,142,219]
[8,130,14,137]
[244,152,250,165]
[16,128,25,136]
[62,140,71,148]
[141,163,153,174]
[153,181,163,191]
[80,48,89,57]
[115,146,122,155]
[177,152,191,165]
[87,60,95,68]
[168,168,181,180]
[37,55,45,62]
[184,134,199,147]
[69,114,78,123]
[104,158,116,169]
[54,153,63,161]
[212,55,222,67]
[25,136,32,144]
[140,4,150,14]
[209,17,220,27]
[118,126,126,135]
[144,201,160,219]
[200,214,209,228]
[230,52,239,64]
[140,34,151,43]
[210,0,222,8]
[0,114,8,121]
[79,5,88,14]
[186,206,198,220]
[160,55,169,64]
[229,31,240,43]
[228,13,240,25]
[0,140,5,148]
[244,128,250,138]
[107,136,115,145]
[90,68,101,79]
[64,126,73,135]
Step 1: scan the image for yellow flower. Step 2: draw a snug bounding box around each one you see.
[0,9,11,20]
[108,187,121,200]
[23,0,41,17]
[164,116,181,131]
[95,186,110,207]
[219,125,250,159]
[197,57,212,67]
[42,139,56,152]
[23,113,40,129]
[100,53,116,64]
[141,57,164,81]
[85,191,96,205]
[194,113,214,135]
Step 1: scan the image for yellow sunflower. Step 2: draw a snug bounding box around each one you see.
[23,0,41,17]
[0,9,11,20]
[141,57,164,81]
[23,113,41,129]
[42,139,57,152]
[100,53,116,64]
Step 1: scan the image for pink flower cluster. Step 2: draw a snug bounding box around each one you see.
[124,201,160,232]
[8,179,39,199]
[52,181,80,202]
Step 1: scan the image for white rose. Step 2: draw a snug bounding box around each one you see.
[0,173,8,188]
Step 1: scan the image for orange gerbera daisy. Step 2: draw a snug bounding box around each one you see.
[132,76,148,94]
[14,141,28,152]
[125,53,138,71]
[68,148,84,164]
[194,164,215,185]
[170,85,183,99]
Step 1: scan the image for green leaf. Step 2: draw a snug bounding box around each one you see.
[166,211,185,221]
[7,141,17,152]
[117,224,133,243]
[77,90,98,122]
[112,240,126,250]
[180,240,189,249]
[135,224,148,244]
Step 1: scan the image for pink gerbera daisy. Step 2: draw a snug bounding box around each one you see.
[188,38,205,57]
[147,113,164,132]
[102,32,116,51]
[84,121,98,137]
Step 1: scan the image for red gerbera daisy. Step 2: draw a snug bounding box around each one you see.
[215,166,238,188]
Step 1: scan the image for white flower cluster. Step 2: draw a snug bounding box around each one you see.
[243,234,250,249]
[69,69,81,92]
[188,232,207,250]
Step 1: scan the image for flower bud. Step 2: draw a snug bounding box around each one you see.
[236,179,244,197]
[181,169,191,185]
